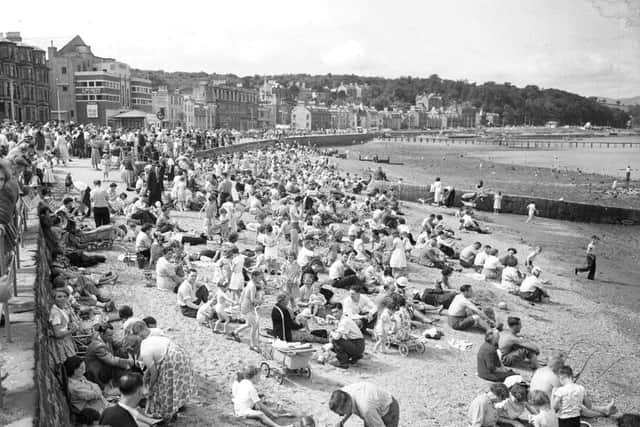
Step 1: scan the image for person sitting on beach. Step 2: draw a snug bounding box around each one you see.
[500,248,519,268]
[474,245,492,272]
[552,365,617,427]
[530,352,566,398]
[447,285,493,332]
[498,317,540,369]
[341,289,377,334]
[271,293,327,344]
[413,238,449,270]
[528,391,559,427]
[500,259,523,292]
[495,383,533,426]
[64,355,107,425]
[468,383,510,427]
[232,364,295,427]
[482,248,502,280]
[518,267,549,302]
[176,269,208,318]
[155,248,182,292]
[477,330,517,382]
[460,211,490,234]
[460,242,482,268]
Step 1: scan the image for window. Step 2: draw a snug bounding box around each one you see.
[62,85,68,92]
[70,110,74,118]
[61,66,67,74]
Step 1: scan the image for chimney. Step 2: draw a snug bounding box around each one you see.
[48,44,58,60]
[6,32,22,42]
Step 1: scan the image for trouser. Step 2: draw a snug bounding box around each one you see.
[576,254,596,280]
[459,259,474,268]
[131,211,157,225]
[137,249,150,269]
[180,306,198,318]
[519,288,545,302]
[93,207,110,227]
[419,289,457,309]
[331,338,365,365]
[558,416,581,427]
[332,274,369,293]
[380,397,400,427]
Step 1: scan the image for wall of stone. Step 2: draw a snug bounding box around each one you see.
[367,180,640,225]
[194,133,373,157]
[34,230,72,427]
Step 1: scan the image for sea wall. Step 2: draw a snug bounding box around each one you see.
[34,230,72,427]
[194,133,373,157]
[367,180,640,225]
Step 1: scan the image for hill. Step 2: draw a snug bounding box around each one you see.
[132,69,631,127]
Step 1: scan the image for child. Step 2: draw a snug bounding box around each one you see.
[232,365,293,427]
[493,191,503,215]
[263,224,279,274]
[213,282,235,335]
[528,390,558,427]
[100,154,111,181]
[308,282,326,317]
[525,246,542,271]
[196,297,217,329]
[228,247,245,301]
[219,207,230,241]
[373,296,395,353]
[200,194,218,240]
[65,172,73,193]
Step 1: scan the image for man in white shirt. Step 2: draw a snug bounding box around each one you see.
[342,289,377,328]
[329,381,399,427]
[296,239,315,268]
[526,202,536,223]
[473,245,491,272]
[575,235,598,280]
[518,267,549,302]
[329,303,365,368]
[447,285,492,332]
[176,269,206,318]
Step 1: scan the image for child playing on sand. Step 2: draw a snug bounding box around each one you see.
[196,297,217,328]
[263,224,280,274]
[231,365,295,427]
[373,296,395,353]
[213,282,235,335]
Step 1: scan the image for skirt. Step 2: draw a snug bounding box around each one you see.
[121,169,136,187]
[389,248,407,269]
[50,335,77,365]
[146,343,195,418]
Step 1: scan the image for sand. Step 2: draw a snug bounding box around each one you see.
[55,158,639,426]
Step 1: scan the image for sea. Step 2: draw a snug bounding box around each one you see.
[469,136,640,178]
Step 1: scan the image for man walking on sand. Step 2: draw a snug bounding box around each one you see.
[575,235,598,280]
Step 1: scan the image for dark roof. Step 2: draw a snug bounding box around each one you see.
[112,110,149,119]
[59,35,90,55]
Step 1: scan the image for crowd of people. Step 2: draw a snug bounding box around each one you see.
[1,119,636,427]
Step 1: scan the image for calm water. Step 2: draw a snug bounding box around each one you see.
[471,136,640,177]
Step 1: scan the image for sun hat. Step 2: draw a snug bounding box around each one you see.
[396,277,409,288]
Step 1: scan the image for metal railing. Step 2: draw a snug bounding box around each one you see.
[0,196,28,342]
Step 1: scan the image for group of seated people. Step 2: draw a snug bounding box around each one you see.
[470,351,619,427]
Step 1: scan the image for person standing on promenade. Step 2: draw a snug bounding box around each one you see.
[575,235,598,280]
[626,165,631,188]
[493,192,502,215]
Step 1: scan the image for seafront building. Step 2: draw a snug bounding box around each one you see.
[46,35,152,125]
[0,32,50,123]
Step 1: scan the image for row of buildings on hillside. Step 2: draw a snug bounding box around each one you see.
[0,31,504,130]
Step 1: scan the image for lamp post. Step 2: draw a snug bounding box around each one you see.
[9,79,14,121]
[55,78,62,123]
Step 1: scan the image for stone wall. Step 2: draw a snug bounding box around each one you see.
[34,230,72,427]
[194,133,373,158]
[367,181,640,225]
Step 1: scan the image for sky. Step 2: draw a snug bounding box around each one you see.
[4,0,639,98]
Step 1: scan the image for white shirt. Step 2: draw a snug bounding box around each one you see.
[177,280,197,307]
[341,295,376,318]
[527,203,536,214]
[329,259,345,280]
[460,245,478,264]
[520,275,542,293]
[501,266,521,290]
[232,379,260,415]
[484,255,500,270]
[297,246,314,267]
[552,383,585,419]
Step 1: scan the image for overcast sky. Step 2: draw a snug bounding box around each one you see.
[5,0,639,98]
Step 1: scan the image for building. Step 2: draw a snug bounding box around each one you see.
[183,96,195,129]
[195,83,258,130]
[406,107,420,129]
[47,35,151,124]
[194,103,215,130]
[291,104,330,131]
[0,32,49,123]
[329,105,351,129]
[151,86,185,128]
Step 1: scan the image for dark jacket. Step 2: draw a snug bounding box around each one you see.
[271,303,303,342]
[99,404,137,427]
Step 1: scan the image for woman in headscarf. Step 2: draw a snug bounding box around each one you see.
[130,320,195,420]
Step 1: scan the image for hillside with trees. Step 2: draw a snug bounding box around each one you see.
[132,69,631,127]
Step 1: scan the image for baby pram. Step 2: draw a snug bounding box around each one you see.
[260,340,315,384]
[461,192,479,208]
